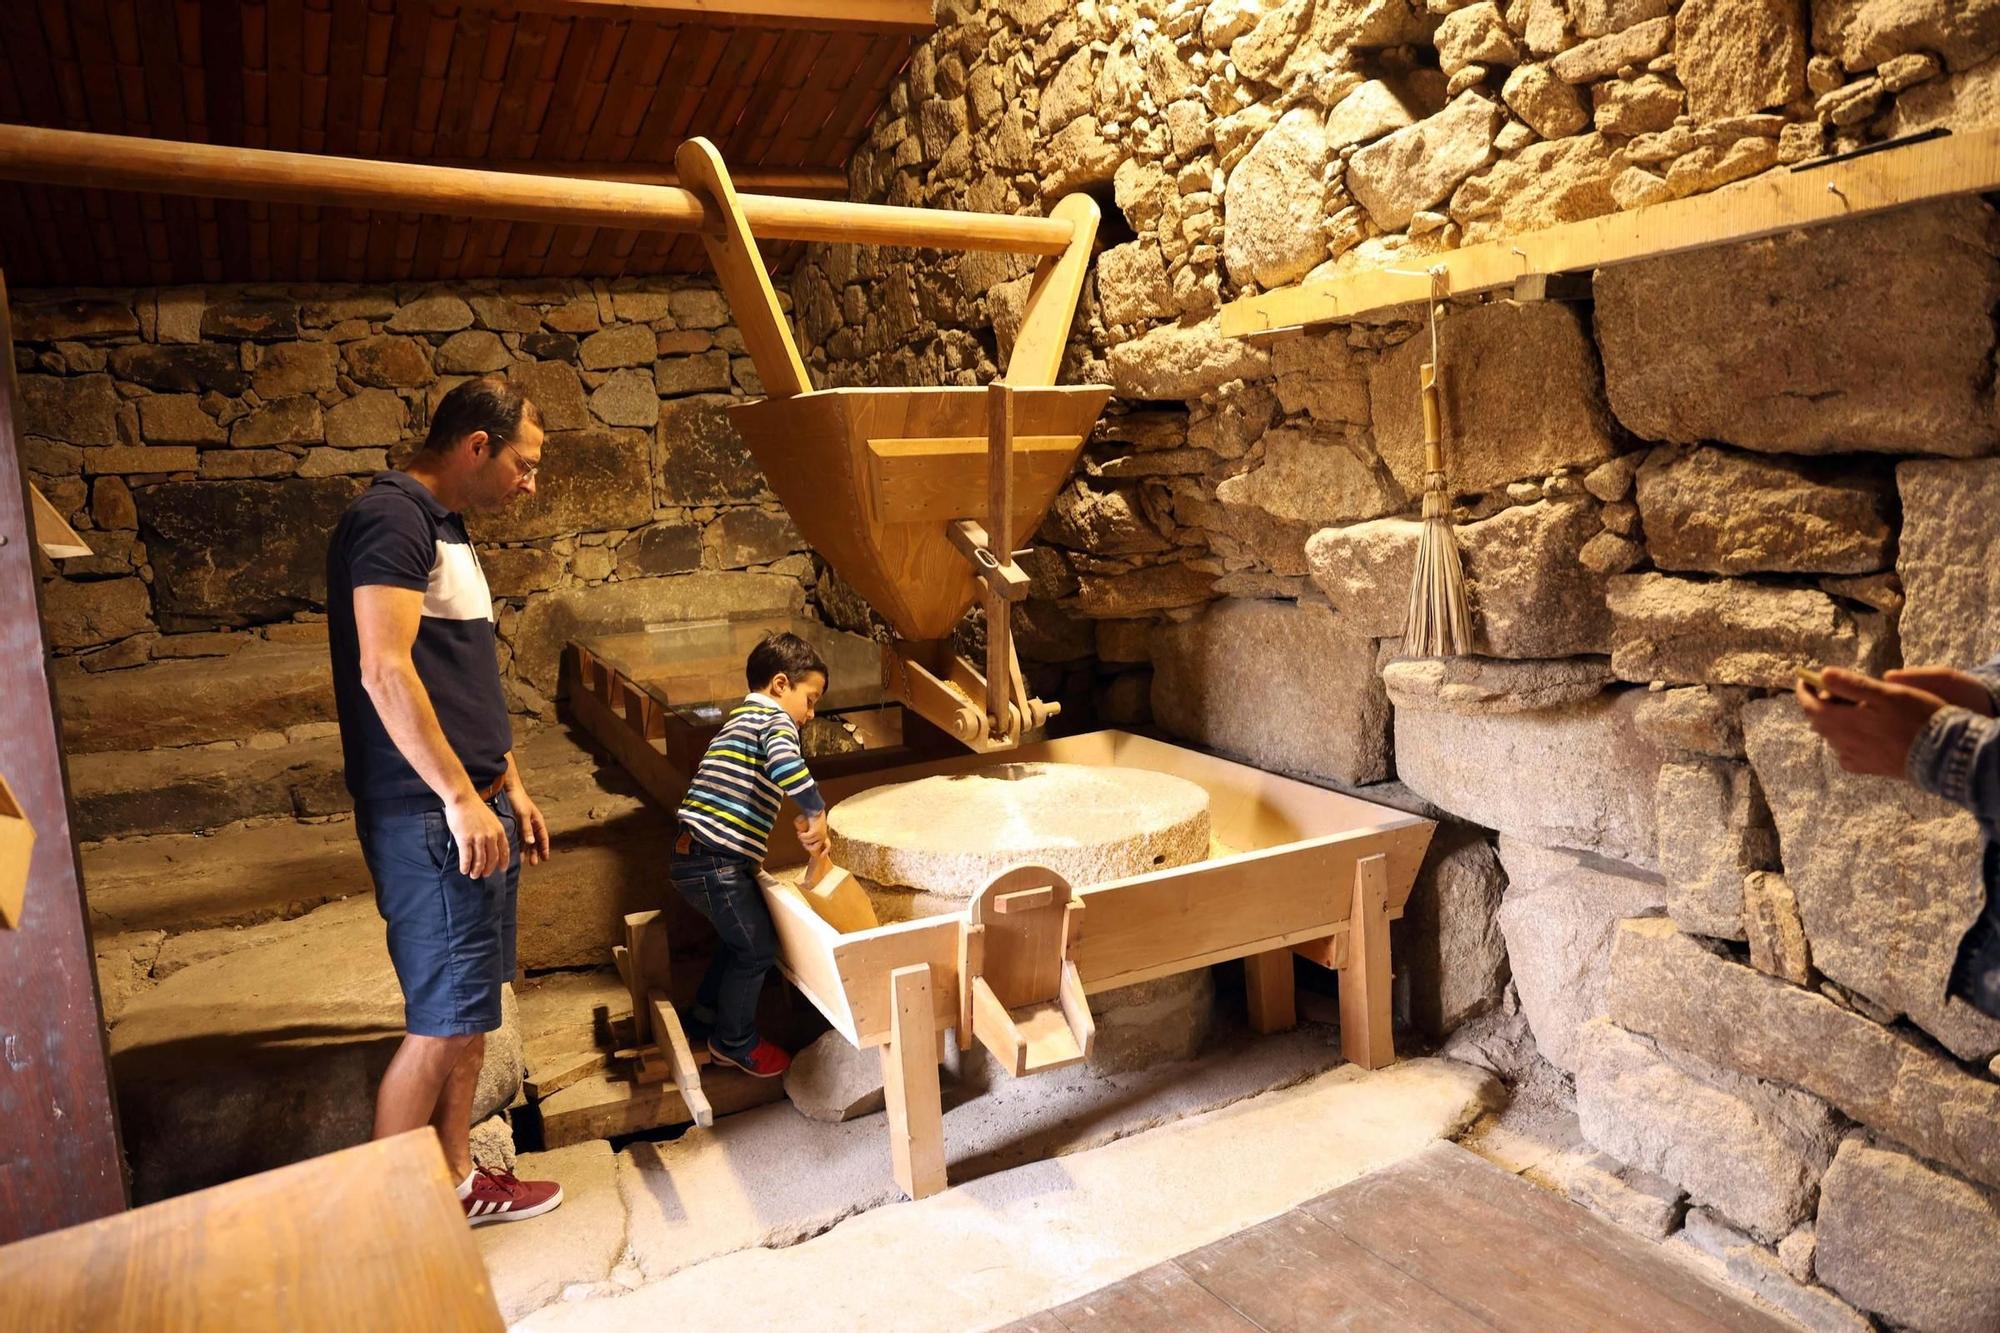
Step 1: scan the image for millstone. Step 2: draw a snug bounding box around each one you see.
[827,762,1212,898]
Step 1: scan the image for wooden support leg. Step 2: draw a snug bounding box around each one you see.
[622,911,671,1046]
[1245,947,1298,1035]
[880,964,946,1201]
[1339,854,1394,1070]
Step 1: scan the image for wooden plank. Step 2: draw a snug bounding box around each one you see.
[435,0,936,35]
[522,1049,608,1102]
[1304,1141,1797,1332]
[649,991,711,1128]
[1069,826,1430,996]
[993,886,1055,915]
[0,1131,502,1330]
[880,963,946,1201]
[1337,853,1392,1071]
[674,135,813,399]
[28,482,91,559]
[866,432,1080,528]
[760,878,859,1044]
[1219,126,2000,336]
[1243,947,1297,1036]
[0,123,1078,254]
[1048,1260,1260,1333]
[1177,1209,1492,1333]
[0,274,125,1241]
[623,910,670,1044]
[829,910,960,1047]
[1005,191,1100,386]
[534,1066,784,1148]
[1057,959,1094,1064]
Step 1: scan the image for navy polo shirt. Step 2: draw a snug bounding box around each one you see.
[326,472,511,805]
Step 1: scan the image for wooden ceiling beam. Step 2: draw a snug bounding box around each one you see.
[424,157,847,192]
[420,0,937,36]
[0,124,1072,255]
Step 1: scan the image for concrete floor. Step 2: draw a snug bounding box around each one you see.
[476,1052,1497,1330]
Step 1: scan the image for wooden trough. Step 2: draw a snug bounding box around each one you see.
[740,729,1433,1201]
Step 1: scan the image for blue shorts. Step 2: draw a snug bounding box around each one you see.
[355,792,520,1038]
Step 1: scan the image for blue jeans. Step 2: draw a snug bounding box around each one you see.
[355,792,520,1037]
[669,843,774,1061]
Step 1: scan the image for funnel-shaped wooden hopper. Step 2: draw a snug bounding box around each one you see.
[673,135,1112,749]
[731,385,1108,641]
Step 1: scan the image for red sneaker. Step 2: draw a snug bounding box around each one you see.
[707,1038,791,1078]
[462,1167,563,1226]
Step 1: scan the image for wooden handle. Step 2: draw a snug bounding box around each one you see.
[1420,362,1440,448]
[803,849,833,891]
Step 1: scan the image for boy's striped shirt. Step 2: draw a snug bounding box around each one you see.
[676,693,826,862]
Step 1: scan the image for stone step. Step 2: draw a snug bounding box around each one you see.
[69,713,615,841]
[60,641,335,754]
[108,894,524,1204]
[68,734,350,841]
[79,724,706,967]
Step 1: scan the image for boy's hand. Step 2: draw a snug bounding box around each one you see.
[795,812,830,857]
[1885,667,1997,717]
[1799,666,1947,778]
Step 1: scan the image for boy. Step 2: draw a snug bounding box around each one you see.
[672,631,831,1077]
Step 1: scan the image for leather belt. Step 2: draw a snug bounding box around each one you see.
[475,772,509,803]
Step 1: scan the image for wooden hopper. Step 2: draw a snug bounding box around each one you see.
[674,137,1111,750]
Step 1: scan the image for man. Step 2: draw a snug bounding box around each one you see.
[327,376,561,1224]
[1799,660,2000,1019]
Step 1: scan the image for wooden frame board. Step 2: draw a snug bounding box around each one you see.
[756,729,1432,1035]
[0,1130,502,1330]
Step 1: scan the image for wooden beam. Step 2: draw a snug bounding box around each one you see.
[1218,127,2000,335]
[434,0,936,35]
[424,159,849,193]
[880,963,947,1201]
[0,273,125,1238]
[1338,854,1394,1071]
[1244,947,1297,1035]
[675,136,813,399]
[650,991,712,1129]
[0,125,1075,257]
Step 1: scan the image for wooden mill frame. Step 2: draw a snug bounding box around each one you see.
[609,731,1433,1202]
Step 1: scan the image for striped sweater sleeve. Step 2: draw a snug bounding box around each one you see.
[763,712,825,816]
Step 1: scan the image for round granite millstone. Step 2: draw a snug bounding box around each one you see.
[827,762,1212,898]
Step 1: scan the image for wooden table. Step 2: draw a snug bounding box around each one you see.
[0,1130,504,1333]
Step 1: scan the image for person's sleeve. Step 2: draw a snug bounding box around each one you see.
[343,496,434,592]
[1907,704,2000,817]
[1967,652,2000,715]
[763,716,826,817]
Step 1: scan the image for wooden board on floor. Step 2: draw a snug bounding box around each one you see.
[1179,1210,1491,1332]
[1046,1260,1259,1333]
[1300,1141,1797,1332]
[0,1130,501,1331]
[1014,1140,1798,1333]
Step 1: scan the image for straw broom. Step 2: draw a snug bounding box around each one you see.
[1402,270,1473,657]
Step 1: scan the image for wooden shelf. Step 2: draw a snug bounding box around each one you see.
[1218,127,2000,335]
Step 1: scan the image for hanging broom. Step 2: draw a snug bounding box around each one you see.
[1402,269,1474,658]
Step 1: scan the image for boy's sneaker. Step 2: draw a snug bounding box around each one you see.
[462,1167,563,1226]
[707,1038,791,1078]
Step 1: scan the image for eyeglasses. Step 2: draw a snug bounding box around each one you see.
[500,440,541,482]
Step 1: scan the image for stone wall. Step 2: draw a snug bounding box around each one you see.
[16,278,821,834]
[802,2,2000,1327]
